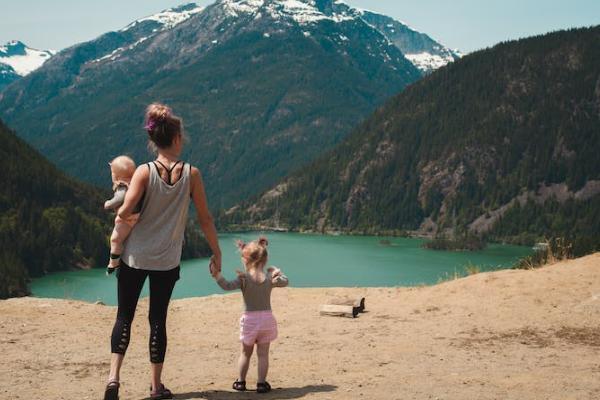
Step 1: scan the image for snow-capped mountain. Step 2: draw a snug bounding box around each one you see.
[0,40,54,76]
[87,0,459,72]
[353,8,462,73]
[0,41,54,90]
[213,0,460,72]
[0,0,456,208]
[1,4,202,83]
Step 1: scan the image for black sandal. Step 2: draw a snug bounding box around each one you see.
[256,381,271,393]
[103,380,120,400]
[232,380,246,391]
[150,383,173,400]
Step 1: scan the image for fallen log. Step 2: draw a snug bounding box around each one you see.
[328,297,365,313]
[319,304,360,318]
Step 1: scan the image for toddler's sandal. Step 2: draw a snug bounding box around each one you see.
[150,383,173,399]
[232,380,247,391]
[103,380,120,400]
[256,381,271,393]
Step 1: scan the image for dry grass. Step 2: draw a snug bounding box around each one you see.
[464,263,481,276]
[514,238,573,269]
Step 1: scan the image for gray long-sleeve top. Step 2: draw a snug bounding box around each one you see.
[216,269,289,311]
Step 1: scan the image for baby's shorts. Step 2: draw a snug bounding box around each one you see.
[239,310,278,346]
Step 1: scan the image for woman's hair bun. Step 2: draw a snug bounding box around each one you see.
[146,103,172,122]
[258,236,268,247]
[144,102,183,150]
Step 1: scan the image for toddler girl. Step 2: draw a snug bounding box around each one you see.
[210,236,288,393]
[104,155,141,275]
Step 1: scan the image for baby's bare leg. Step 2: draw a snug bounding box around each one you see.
[109,222,133,268]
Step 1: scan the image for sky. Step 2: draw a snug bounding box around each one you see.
[0,0,598,53]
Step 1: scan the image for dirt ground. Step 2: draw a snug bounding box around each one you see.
[1,253,599,399]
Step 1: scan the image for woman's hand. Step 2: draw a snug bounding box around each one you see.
[211,253,222,275]
[209,255,222,278]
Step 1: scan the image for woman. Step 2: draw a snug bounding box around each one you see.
[104,103,222,400]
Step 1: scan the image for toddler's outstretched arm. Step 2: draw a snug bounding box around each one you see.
[214,273,243,291]
[268,267,289,288]
[211,256,243,291]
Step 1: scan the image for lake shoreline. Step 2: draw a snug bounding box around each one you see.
[29,232,533,305]
[219,225,529,246]
[219,226,537,249]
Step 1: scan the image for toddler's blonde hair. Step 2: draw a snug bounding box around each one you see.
[237,236,269,271]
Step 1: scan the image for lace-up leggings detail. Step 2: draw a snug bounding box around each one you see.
[110,263,179,364]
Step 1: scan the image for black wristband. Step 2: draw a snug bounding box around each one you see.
[110,253,121,260]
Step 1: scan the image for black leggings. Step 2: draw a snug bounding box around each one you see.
[110,263,180,364]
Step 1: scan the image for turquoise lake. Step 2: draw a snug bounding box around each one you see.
[30,232,533,305]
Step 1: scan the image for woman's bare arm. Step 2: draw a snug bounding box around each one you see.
[118,166,149,219]
[190,166,222,271]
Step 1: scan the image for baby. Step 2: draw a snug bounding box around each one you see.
[104,155,141,275]
[210,237,288,394]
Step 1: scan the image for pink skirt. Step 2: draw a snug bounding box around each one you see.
[239,310,278,346]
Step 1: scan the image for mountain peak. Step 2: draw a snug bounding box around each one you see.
[0,40,54,77]
[214,0,459,72]
[218,0,356,24]
[0,40,27,56]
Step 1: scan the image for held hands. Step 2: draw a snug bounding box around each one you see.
[209,255,222,278]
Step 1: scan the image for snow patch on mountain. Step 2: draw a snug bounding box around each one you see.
[0,41,54,76]
[405,52,456,72]
[221,0,355,24]
[93,37,150,63]
[223,0,264,15]
[122,4,204,31]
[91,4,204,65]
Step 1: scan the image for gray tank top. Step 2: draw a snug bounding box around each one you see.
[122,162,191,271]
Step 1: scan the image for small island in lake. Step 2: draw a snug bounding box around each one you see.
[422,234,487,251]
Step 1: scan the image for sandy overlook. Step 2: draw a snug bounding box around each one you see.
[1,253,599,399]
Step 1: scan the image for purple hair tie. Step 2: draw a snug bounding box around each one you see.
[145,119,157,132]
